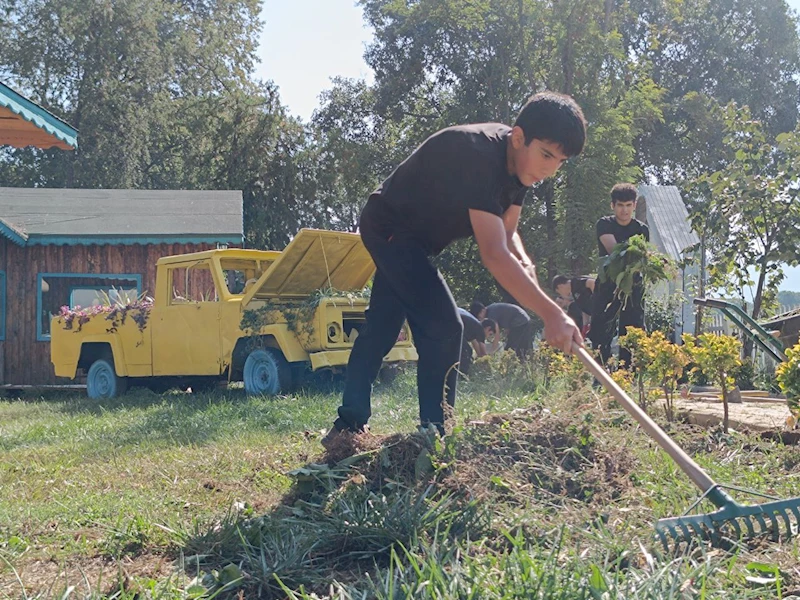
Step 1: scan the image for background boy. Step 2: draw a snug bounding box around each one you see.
[469,301,533,360]
[588,183,650,367]
[552,274,595,335]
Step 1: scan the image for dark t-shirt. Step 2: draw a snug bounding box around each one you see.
[570,276,594,315]
[596,216,650,257]
[361,124,528,255]
[486,303,530,330]
[567,301,584,329]
[458,308,485,343]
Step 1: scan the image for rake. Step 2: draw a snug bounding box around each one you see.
[574,343,800,549]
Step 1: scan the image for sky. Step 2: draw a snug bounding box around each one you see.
[255,1,800,293]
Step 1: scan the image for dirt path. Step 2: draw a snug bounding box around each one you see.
[673,394,791,431]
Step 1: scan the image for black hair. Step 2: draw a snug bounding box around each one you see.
[552,274,571,289]
[514,91,587,157]
[610,183,638,204]
[482,318,498,330]
[469,301,486,317]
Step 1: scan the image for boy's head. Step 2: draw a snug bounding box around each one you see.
[469,301,487,320]
[551,274,572,299]
[508,91,587,186]
[610,183,638,226]
[482,318,498,338]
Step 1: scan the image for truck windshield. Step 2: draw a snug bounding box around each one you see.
[219,258,273,295]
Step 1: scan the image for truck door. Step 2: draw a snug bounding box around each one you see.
[151,262,222,376]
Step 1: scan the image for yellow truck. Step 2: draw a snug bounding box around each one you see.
[50,229,417,398]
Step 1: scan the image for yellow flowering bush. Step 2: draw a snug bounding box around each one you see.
[682,333,742,432]
[776,343,800,427]
[619,327,689,420]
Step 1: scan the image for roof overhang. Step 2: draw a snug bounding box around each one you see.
[0,82,78,150]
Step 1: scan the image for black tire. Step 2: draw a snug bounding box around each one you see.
[243,348,291,396]
[86,358,128,399]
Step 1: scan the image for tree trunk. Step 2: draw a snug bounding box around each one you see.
[694,233,706,335]
[744,255,770,359]
[720,371,729,433]
[537,179,557,281]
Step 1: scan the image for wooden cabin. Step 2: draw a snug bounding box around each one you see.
[0,188,243,386]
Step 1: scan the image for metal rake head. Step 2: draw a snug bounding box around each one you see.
[655,495,800,551]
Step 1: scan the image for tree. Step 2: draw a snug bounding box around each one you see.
[687,103,800,356]
[0,0,266,189]
[357,0,661,282]
[623,0,800,184]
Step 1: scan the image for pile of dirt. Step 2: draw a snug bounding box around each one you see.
[313,405,637,511]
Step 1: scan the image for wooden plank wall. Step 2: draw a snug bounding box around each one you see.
[0,239,233,386]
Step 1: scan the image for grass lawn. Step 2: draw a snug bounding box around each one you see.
[1,356,800,598]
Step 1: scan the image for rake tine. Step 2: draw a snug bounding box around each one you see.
[788,506,800,533]
[657,528,670,551]
[773,510,788,539]
[745,514,761,537]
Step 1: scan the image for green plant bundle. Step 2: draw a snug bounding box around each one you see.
[776,342,800,423]
[597,235,676,308]
[241,285,372,340]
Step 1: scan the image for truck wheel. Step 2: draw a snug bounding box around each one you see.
[243,348,290,396]
[87,358,128,399]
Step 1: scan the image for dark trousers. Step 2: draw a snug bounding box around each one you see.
[506,321,533,360]
[460,340,474,376]
[335,222,463,433]
[588,280,645,367]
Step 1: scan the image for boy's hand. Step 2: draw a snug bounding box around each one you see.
[543,310,583,354]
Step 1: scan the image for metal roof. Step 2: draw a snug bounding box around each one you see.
[0,82,78,150]
[638,185,699,261]
[0,187,243,246]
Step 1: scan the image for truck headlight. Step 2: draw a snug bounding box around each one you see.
[327,322,343,343]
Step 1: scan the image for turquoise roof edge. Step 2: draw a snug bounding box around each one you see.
[0,82,78,149]
[26,234,243,246]
[0,218,28,245]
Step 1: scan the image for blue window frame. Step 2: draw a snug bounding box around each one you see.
[37,273,142,342]
[0,271,5,341]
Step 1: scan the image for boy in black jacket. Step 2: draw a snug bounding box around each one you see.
[322,92,587,446]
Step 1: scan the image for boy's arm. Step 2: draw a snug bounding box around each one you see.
[502,205,538,282]
[599,234,617,254]
[471,339,487,357]
[471,209,581,354]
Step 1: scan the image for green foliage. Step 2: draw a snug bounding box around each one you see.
[682,333,743,432]
[628,0,800,183]
[240,287,372,344]
[686,103,800,346]
[645,292,682,339]
[597,234,676,309]
[776,343,800,424]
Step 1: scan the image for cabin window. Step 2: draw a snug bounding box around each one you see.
[37,273,142,341]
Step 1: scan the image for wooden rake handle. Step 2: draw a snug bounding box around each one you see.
[572,343,718,495]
